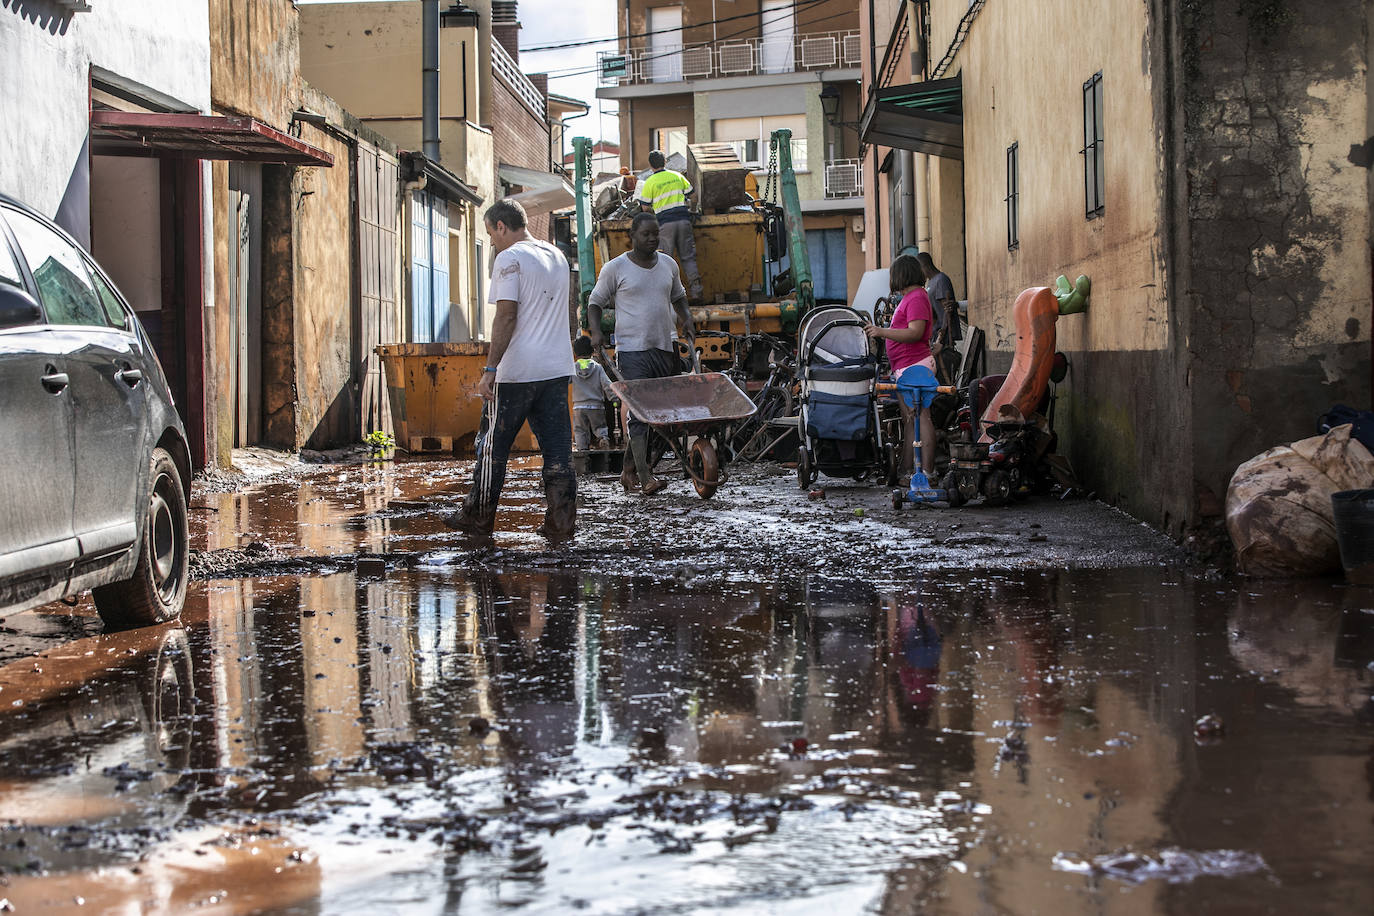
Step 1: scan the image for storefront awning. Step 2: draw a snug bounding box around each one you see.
[859,75,964,160]
[90,111,334,166]
[498,163,574,216]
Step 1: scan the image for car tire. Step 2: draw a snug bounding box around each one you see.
[93,447,189,630]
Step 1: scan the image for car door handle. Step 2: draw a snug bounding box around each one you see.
[41,370,69,393]
[116,367,143,387]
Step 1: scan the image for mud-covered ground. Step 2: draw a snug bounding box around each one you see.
[184,454,1193,585]
[2,454,1370,915]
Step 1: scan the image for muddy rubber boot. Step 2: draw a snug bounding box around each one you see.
[630,434,666,496]
[620,443,640,492]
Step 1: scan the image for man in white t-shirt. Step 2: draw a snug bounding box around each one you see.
[443,199,576,541]
[587,211,695,495]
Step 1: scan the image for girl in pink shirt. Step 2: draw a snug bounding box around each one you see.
[865,255,938,477]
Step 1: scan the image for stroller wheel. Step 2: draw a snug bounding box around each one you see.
[797,449,816,489]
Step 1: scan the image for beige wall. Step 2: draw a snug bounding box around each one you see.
[300,2,484,125]
[960,1,1166,359]
[300,1,497,344]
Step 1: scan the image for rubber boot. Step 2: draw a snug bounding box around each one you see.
[630,434,666,496]
[620,443,640,492]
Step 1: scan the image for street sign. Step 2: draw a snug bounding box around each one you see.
[600,55,628,80]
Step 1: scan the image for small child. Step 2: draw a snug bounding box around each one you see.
[571,335,616,450]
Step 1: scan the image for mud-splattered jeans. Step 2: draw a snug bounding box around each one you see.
[460,376,575,536]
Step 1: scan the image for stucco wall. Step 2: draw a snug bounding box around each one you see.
[947,0,1192,530]
[292,126,356,451]
[1180,0,1372,512]
[209,0,299,127]
[299,3,484,126]
[0,1,209,222]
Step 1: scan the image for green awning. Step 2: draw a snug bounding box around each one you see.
[860,75,963,160]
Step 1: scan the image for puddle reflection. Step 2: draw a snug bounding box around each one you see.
[1,570,1371,914]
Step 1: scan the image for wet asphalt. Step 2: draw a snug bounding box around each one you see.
[0,456,1370,914]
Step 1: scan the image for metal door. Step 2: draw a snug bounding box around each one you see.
[357,142,400,437]
[409,189,450,343]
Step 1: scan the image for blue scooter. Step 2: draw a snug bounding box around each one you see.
[891,377,950,510]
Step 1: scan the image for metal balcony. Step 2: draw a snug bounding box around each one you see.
[599,30,862,86]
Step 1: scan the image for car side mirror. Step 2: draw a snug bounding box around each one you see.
[0,283,42,329]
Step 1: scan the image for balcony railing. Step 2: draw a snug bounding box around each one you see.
[599,30,862,86]
[493,40,546,119]
[824,158,863,198]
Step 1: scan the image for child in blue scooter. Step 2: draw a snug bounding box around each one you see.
[864,254,938,483]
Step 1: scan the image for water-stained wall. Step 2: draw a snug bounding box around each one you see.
[1179,0,1372,519]
[906,0,1371,535]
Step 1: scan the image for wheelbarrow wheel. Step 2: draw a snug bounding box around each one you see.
[689,439,720,499]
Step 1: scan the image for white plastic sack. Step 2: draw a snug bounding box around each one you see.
[1226,424,1374,576]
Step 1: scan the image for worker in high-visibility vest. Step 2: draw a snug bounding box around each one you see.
[635,150,703,302]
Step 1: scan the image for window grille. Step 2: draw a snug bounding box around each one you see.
[1005,142,1019,250]
[1081,72,1104,218]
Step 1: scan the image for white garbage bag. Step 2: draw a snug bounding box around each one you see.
[1226,424,1374,576]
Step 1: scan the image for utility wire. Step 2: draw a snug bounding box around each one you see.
[520,0,828,53]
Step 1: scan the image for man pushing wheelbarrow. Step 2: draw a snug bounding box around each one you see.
[587,212,697,496]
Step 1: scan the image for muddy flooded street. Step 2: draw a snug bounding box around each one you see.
[1,459,1371,914]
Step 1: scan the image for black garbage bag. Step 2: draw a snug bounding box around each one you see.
[1320,404,1374,452]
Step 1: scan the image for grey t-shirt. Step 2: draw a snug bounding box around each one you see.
[925,271,956,336]
[588,252,685,352]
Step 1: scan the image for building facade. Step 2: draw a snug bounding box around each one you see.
[300,0,493,344]
[858,0,1373,534]
[597,0,868,302]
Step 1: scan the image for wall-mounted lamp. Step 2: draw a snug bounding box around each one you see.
[820,84,860,131]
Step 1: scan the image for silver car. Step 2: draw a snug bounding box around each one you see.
[0,193,190,630]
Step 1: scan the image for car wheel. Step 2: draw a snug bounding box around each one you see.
[93,447,189,630]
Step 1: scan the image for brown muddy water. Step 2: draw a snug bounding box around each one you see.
[1,566,1371,914]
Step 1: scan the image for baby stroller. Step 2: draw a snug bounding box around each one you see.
[795,306,893,487]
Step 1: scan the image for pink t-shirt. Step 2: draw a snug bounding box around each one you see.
[886,288,934,373]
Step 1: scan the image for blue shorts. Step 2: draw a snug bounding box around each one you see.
[895,363,939,409]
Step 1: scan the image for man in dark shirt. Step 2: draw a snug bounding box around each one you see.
[917,252,960,347]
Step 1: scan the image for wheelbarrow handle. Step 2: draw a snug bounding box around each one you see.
[595,345,621,382]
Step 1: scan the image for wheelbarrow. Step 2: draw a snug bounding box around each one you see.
[610,370,757,498]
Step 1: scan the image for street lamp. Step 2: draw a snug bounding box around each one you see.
[820,84,841,126]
